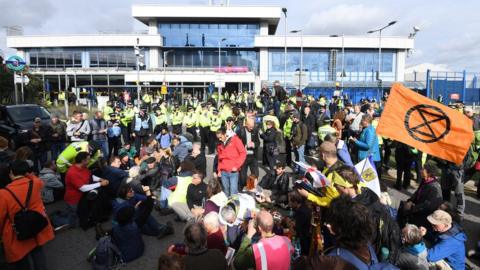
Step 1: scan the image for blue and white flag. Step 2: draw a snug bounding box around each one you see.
[354,156,381,197]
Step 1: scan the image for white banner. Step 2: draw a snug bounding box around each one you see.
[354,157,381,197]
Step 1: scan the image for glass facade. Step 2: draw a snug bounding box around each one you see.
[28,48,82,68]
[164,49,258,73]
[159,23,259,47]
[269,49,396,83]
[88,48,136,68]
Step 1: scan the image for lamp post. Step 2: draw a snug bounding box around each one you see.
[282,8,288,91]
[217,38,227,109]
[163,50,174,83]
[134,38,144,107]
[368,20,397,99]
[290,29,303,91]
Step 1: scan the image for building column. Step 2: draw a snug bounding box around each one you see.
[148,20,158,35]
[149,48,159,69]
[395,50,406,82]
[258,48,269,92]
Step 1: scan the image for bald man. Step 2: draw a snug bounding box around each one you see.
[234,210,293,270]
[237,117,260,190]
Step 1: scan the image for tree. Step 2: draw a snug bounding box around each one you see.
[0,57,43,104]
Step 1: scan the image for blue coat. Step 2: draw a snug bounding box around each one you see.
[355,125,381,162]
[427,224,466,270]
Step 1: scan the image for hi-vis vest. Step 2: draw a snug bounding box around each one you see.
[252,235,293,270]
[198,110,211,127]
[172,111,184,125]
[184,112,197,128]
[283,118,293,139]
[56,141,100,174]
[210,116,223,132]
[318,124,336,141]
[134,115,150,132]
[168,176,193,207]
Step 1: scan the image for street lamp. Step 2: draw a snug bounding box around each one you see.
[290,29,303,91]
[368,20,397,100]
[134,38,144,107]
[330,34,346,89]
[163,49,174,83]
[217,38,227,109]
[282,8,288,91]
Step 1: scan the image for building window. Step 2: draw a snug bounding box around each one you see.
[27,48,82,68]
[159,22,260,48]
[88,48,136,68]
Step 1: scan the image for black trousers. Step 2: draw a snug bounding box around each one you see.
[285,138,292,166]
[134,135,148,152]
[240,154,259,190]
[396,161,412,188]
[200,126,210,152]
[108,136,122,157]
[172,124,182,135]
[208,130,217,154]
[12,246,47,270]
[186,127,198,141]
[121,124,131,144]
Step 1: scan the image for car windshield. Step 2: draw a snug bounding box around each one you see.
[6,106,51,122]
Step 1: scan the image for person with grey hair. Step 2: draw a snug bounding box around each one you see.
[203,212,227,254]
[397,224,429,270]
[183,222,227,270]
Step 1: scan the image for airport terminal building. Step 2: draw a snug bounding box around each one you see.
[7,4,414,102]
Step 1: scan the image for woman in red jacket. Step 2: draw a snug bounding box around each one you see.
[216,128,247,197]
[0,160,55,269]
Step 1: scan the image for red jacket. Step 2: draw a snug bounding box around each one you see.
[0,175,55,262]
[217,135,247,174]
[64,164,91,205]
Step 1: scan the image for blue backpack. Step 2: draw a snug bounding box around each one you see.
[328,244,399,270]
[90,235,125,270]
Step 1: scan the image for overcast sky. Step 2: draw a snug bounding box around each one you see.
[1,0,479,71]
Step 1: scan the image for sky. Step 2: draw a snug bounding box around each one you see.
[1,0,479,71]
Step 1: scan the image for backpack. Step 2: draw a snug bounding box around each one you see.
[90,235,125,270]
[328,244,399,270]
[3,180,49,240]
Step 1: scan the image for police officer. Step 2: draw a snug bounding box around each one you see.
[103,101,114,121]
[120,102,135,144]
[152,105,168,135]
[132,107,153,151]
[142,92,153,111]
[198,103,211,152]
[185,106,198,141]
[208,109,223,154]
[107,113,122,156]
[171,103,184,135]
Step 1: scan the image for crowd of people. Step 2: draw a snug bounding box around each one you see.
[0,83,478,270]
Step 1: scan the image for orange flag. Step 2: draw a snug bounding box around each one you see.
[377,83,473,164]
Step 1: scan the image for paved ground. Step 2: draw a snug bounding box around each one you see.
[2,152,480,270]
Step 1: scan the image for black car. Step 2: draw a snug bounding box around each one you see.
[0,104,51,149]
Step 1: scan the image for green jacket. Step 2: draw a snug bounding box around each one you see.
[283,118,293,139]
[209,116,223,132]
[120,108,135,126]
[172,111,184,125]
[184,112,198,128]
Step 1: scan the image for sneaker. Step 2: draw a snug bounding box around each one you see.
[157,222,175,239]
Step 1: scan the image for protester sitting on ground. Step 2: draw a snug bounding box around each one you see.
[157,160,195,215]
[182,222,228,270]
[397,161,443,229]
[157,253,185,270]
[64,152,109,227]
[0,160,55,269]
[157,147,178,179]
[119,151,134,171]
[397,224,428,270]
[204,178,228,215]
[203,212,228,255]
[294,196,372,270]
[334,165,401,264]
[288,190,312,256]
[14,146,36,173]
[172,136,190,162]
[118,141,137,160]
[113,183,174,239]
[125,166,145,195]
[234,210,293,270]
[170,171,207,222]
[38,160,64,204]
[112,184,154,263]
[185,143,207,177]
[157,127,173,149]
[138,157,161,190]
[258,162,290,207]
[421,210,466,270]
[102,156,129,198]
